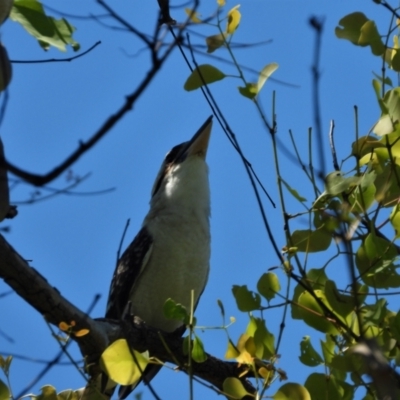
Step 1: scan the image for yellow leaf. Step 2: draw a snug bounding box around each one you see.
[225,340,239,359]
[184,8,201,23]
[226,5,241,34]
[217,0,226,6]
[59,322,70,331]
[236,350,253,364]
[74,329,90,337]
[100,339,149,386]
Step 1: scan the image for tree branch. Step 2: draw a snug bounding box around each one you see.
[0,233,256,395]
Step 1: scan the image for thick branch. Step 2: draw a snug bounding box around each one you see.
[0,234,110,359]
[0,234,256,394]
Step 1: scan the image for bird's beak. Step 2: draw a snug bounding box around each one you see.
[180,116,213,160]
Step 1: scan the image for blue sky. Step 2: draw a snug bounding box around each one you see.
[0,1,393,399]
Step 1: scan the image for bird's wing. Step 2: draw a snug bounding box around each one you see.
[106,226,153,320]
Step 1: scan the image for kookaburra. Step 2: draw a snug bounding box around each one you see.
[105,116,213,397]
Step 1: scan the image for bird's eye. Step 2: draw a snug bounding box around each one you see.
[165,142,186,164]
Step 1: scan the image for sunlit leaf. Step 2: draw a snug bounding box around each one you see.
[324,280,356,319]
[217,0,226,6]
[351,136,385,159]
[225,340,240,359]
[57,390,80,400]
[74,328,90,337]
[298,290,339,334]
[373,114,394,136]
[335,12,384,55]
[226,5,241,34]
[238,83,257,100]
[223,377,250,399]
[257,63,278,94]
[184,64,226,91]
[36,385,58,400]
[325,171,361,195]
[273,382,311,400]
[184,8,201,23]
[291,268,328,320]
[10,0,80,52]
[59,322,70,332]
[100,339,149,386]
[257,272,280,301]
[253,318,275,359]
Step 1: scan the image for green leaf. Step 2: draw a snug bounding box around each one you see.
[375,163,400,206]
[57,390,80,400]
[356,233,400,288]
[238,83,257,100]
[351,136,385,159]
[205,33,226,53]
[232,285,261,311]
[222,377,250,400]
[163,298,189,324]
[36,385,58,400]
[0,355,11,375]
[320,334,335,365]
[290,229,331,253]
[305,373,344,400]
[390,203,400,237]
[100,339,149,386]
[0,379,10,400]
[217,299,225,319]
[324,280,356,319]
[257,272,280,301]
[298,290,339,334]
[299,336,323,367]
[335,12,384,55]
[192,334,207,363]
[348,176,376,213]
[10,0,80,52]
[281,178,307,202]
[325,171,361,195]
[248,316,275,359]
[383,88,400,127]
[292,268,328,320]
[184,64,226,91]
[257,63,278,94]
[272,382,311,400]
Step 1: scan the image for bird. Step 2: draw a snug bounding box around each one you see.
[104,116,213,398]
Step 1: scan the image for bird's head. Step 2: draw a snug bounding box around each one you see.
[149,116,213,214]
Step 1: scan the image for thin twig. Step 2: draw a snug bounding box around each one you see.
[329,120,339,171]
[11,41,101,64]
